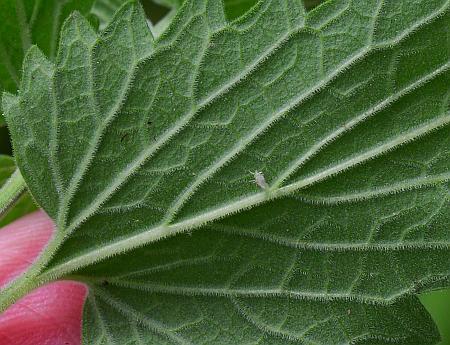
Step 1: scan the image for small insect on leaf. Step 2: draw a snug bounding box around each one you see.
[251,171,269,190]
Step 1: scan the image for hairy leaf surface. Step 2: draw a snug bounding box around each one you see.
[3,0,450,344]
[0,0,99,126]
[91,0,131,28]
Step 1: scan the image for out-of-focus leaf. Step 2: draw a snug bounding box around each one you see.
[91,0,130,29]
[0,155,36,227]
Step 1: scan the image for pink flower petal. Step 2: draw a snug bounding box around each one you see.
[0,211,53,288]
[0,281,87,345]
[0,211,87,345]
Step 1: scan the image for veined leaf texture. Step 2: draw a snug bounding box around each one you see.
[3,0,450,343]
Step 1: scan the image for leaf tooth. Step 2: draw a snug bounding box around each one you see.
[56,11,97,67]
[99,1,154,57]
[21,45,54,86]
[128,1,155,56]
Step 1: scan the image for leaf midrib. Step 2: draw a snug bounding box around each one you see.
[43,167,449,281]
[63,13,307,234]
[58,18,142,228]
[163,59,450,223]
[64,2,447,235]
[73,270,448,345]
[42,3,449,281]
[272,62,450,188]
[58,60,450,273]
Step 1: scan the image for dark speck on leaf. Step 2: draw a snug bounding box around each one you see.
[120,133,129,143]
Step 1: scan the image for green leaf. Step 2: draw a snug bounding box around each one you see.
[153,0,184,8]
[90,0,258,33]
[0,155,36,227]
[91,0,131,29]
[156,0,260,20]
[156,0,322,21]
[3,0,450,343]
[91,0,177,35]
[0,0,97,126]
[421,289,450,345]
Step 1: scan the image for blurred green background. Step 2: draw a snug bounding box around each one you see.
[421,290,450,345]
[0,0,448,342]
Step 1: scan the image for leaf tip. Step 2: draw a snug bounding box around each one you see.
[22,45,52,74]
[62,10,93,33]
[23,44,45,61]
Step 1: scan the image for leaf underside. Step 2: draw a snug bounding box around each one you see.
[4,0,450,344]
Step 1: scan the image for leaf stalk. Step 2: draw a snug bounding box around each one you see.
[0,169,27,219]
